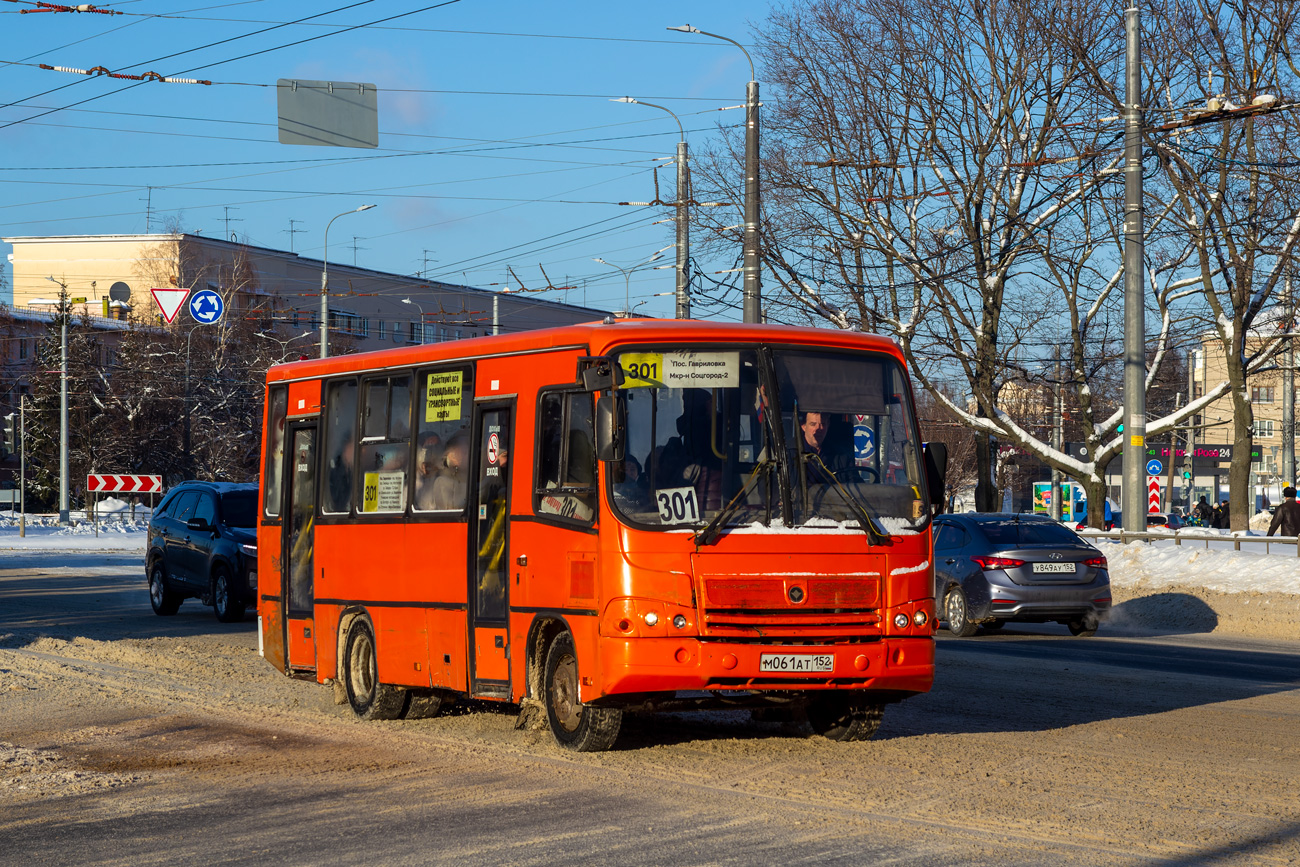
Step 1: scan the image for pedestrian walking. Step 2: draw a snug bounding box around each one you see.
[1267,487,1300,537]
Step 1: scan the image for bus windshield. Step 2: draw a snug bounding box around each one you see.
[610,346,927,536]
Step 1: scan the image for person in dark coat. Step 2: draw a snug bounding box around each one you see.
[1193,496,1214,526]
[1212,500,1229,529]
[1267,487,1300,537]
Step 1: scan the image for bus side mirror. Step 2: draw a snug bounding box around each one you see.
[578,356,625,392]
[595,395,625,462]
[923,441,948,512]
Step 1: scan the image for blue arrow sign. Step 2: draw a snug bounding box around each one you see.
[189,288,224,325]
[1145,459,1162,475]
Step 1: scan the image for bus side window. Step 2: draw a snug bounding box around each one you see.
[412,365,474,513]
[323,380,359,515]
[534,391,596,524]
[358,374,413,514]
[264,386,287,517]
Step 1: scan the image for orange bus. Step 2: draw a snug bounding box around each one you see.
[257,319,947,751]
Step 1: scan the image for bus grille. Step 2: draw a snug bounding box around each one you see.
[701,576,880,639]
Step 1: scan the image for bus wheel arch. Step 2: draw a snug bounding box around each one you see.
[524,615,570,701]
[340,611,409,721]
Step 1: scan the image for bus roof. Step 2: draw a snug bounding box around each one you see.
[266,318,905,384]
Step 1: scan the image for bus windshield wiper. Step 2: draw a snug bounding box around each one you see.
[805,453,891,547]
[694,457,775,547]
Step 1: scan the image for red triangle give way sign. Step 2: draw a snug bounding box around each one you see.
[151,287,190,324]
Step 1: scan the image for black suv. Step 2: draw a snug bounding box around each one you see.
[146,481,258,622]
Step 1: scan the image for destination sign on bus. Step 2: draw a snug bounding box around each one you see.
[620,351,739,389]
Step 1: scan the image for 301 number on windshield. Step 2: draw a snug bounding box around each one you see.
[656,486,700,524]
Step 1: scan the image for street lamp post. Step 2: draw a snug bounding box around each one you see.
[402,297,427,344]
[319,204,376,358]
[45,276,70,524]
[593,246,671,316]
[668,24,761,323]
[612,97,691,319]
[1121,7,1147,532]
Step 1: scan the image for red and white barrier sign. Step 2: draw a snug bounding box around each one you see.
[87,474,162,494]
[1147,475,1162,513]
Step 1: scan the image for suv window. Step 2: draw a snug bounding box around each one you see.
[192,494,217,527]
[219,490,258,528]
[171,492,200,524]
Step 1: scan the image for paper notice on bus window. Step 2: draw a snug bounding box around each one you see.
[662,351,739,388]
[425,371,463,423]
[363,471,406,512]
[620,352,665,388]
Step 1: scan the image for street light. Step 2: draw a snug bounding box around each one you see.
[402,297,427,344]
[612,97,691,320]
[668,24,761,323]
[592,246,672,316]
[319,204,377,358]
[45,276,70,524]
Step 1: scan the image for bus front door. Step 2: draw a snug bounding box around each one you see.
[283,423,318,674]
[469,403,513,697]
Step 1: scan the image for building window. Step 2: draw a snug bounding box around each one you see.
[19,339,28,360]
[1251,386,1276,404]
[408,322,420,345]
[1253,419,1276,438]
[377,320,385,341]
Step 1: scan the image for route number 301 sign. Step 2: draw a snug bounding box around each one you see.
[656,486,700,523]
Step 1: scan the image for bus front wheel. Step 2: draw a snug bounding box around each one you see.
[543,632,621,752]
[806,694,884,742]
[343,618,408,721]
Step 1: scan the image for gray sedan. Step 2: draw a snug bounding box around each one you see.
[933,513,1111,637]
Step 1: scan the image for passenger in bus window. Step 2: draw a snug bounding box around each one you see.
[413,435,444,511]
[326,432,355,513]
[657,389,722,511]
[613,454,650,511]
[432,431,470,510]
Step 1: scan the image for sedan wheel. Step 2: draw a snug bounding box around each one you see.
[944,586,978,637]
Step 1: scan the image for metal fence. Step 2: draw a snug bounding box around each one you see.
[1076,529,1300,556]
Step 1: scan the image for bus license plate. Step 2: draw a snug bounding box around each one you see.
[1032,562,1077,573]
[759,653,834,673]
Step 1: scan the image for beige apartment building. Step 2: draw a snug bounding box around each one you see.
[3,233,606,350]
[1192,330,1297,498]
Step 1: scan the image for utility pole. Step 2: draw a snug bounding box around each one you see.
[1051,347,1062,520]
[1285,273,1295,488]
[675,138,691,319]
[286,219,305,253]
[1121,4,1148,532]
[18,394,25,538]
[1186,351,1197,505]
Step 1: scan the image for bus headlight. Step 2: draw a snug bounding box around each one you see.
[893,613,910,628]
[913,610,928,627]
[644,611,659,627]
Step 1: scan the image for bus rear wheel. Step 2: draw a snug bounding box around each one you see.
[806,694,885,742]
[544,632,621,752]
[343,618,408,721]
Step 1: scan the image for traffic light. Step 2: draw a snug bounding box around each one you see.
[1,413,14,459]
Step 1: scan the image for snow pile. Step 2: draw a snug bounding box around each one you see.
[1101,539,1300,595]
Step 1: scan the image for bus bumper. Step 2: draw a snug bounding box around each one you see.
[592,636,934,699]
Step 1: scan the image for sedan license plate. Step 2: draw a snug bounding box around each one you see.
[1032,562,1077,574]
[759,653,834,673]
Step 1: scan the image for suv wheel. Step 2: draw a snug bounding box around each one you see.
[149,561,182,616]
[212,566,246,623]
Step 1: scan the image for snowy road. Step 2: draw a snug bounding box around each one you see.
[2,552,1298,865]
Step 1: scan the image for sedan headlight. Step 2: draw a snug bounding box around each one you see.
[240,543,257,558]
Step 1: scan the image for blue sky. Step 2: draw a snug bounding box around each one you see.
[0,0,771,318]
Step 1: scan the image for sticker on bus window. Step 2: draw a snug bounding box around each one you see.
[853,415,876,466]
[655,486,700,524]
[620,352,665,388]
[425,371,463,423]
[362,471,406,512]
[663,351,739,388]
